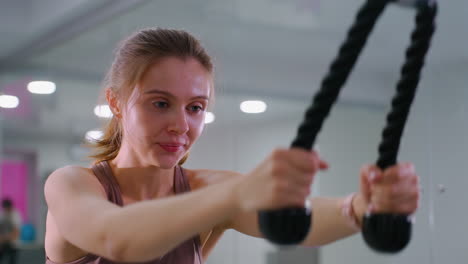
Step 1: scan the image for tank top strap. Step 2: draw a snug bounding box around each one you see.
[91,160,124,206]
[174,166,191,194]
[193,234,203,264]
[45,254,98,264]
[174,166,203,263]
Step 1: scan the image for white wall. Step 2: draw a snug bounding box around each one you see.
[414,68,468,263]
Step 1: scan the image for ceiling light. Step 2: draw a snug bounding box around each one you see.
[205,112,215,124]
[240,100,267,114]
[85,130,104,142]
[0,95,19,108]
[27,81,56,94]
[94,104,113,118]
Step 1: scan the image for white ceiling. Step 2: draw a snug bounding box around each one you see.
[0,0,466,142]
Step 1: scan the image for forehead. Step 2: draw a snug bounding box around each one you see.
[138,57,212,98]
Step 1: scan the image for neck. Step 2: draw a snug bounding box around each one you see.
[109,145,176,200]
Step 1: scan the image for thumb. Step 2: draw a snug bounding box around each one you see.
[359,164,375,203]
[318,158,329,170]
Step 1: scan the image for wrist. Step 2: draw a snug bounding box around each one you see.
[352,192,368,228]
[342,193,365,231]
[228,176,248,214]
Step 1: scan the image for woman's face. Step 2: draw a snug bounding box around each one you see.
[121,57,212,168]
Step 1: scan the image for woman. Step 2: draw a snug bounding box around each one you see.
[44,28,419,264]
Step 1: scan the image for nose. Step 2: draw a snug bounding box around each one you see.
[168,108,189,135]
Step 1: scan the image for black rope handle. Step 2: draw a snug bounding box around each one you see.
[258,0,437,252]
[258,0,388,245]
[362,2,437,253]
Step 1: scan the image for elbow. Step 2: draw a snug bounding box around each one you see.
[102,231,128,262]
[97,211,134,262]
[98,211,165,262]
[99,219,133,262]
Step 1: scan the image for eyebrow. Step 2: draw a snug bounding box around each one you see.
[144,89,209,101]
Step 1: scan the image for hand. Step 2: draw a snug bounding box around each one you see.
[355,163,420,221]
[234,148,328,212]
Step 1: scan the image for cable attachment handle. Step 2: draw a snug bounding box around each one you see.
[258,0,389,246]
[362,2,437,253]
[258,0,437,253]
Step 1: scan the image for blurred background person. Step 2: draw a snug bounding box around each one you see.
[0,198,21,264]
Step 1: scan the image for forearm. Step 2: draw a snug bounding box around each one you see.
[301,195,364,246]
[104,179,239,262]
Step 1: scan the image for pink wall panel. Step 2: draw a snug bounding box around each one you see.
[1,160,28,221]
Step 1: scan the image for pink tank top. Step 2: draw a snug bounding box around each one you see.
[46,161,203,264]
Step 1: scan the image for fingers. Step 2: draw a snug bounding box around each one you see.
[270,176,311,208]
[240,148,324,212]
[360,165,382,202]
[275,148,318,173]
[370,182,419,214]
[364,162,420,214]
[270,148,328,187]
[283,187,311,208]
[379,162,415,184]
[270,151,314,187]
[260,148,327,210]
[318,158,329,170]
[361,164,383,183]
[280,148,329,173]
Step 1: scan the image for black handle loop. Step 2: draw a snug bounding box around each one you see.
[258,0,437,251]
[363,2,437,253]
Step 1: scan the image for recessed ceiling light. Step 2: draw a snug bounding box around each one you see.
[85,130,104,142]
[0,95,19,108]
[205,112,215,124]
[27,81,56,94]
[240,100,267,114]
[94,104,113,118]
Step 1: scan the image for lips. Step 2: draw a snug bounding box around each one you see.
[158,143,185,153]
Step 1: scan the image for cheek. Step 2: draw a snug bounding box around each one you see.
[124,108,156,137]
[188,117,205,140]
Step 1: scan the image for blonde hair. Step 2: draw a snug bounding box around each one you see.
[89,28,214,164]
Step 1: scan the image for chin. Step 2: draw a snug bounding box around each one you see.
[152,155,183,169]
[146,149,181,168]
[157,161,178,169]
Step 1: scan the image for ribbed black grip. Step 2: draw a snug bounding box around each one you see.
[258,0,388,245]
[258,207,312,245]
[363,2,437,253]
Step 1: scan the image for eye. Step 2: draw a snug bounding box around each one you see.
[188,105,204,113]
[152,101,169,109]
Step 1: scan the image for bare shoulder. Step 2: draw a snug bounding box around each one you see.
[183,168,244,191]
[47,165,94,181]
[44,165,106,204]
[44,165,107,262]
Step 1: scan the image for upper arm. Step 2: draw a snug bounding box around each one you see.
[44,166,122,259]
